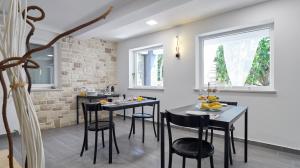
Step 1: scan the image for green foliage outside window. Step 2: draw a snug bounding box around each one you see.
[214,37,270,86]
[215,45,231,84]
[157,54,163,81]
[245,37,270,86]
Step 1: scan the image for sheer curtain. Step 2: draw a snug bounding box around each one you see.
[223,29,269,86]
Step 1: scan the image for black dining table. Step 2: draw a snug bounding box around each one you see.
[102,99,160,164]
[160,104,248,168]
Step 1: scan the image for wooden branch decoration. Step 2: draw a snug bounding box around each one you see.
[0,4,112,168]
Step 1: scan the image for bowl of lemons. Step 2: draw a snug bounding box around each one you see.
[200,101,222,112]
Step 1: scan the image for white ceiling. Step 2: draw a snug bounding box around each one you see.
[27,0,271,41]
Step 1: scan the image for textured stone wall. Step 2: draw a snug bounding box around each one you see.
[31,37,117,130]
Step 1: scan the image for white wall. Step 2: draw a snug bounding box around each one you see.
[117,0,300,150]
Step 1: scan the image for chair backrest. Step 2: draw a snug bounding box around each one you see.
[165,112,209,157]
[140,96,156,114]
[142,96,156,100]
[219,101,238,106]
[81,102,102,125]
[165,112,209,129]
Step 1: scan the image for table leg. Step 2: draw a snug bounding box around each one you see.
[160,112,165,168]
[109,110,113,164]
[76,96,79,124]
[224,124,230,168]
[157,102,160,141]
[245,109,248,163]
[133,107,135,134]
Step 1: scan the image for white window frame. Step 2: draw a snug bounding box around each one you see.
[29,39,58,89]
[195,22,275,93]
[128,43,164,90]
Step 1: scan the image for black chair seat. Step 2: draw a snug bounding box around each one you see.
[172,137,214,159]
[87,121,114,131]
[132,112,153,118]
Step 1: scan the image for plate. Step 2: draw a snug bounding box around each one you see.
[200,108,221,112]
[186,111,220,119]
[186,111,208,116]
[220,103,228,107]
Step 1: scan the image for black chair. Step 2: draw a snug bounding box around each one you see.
[80,102,119,164]
[128,96,157,143]
[166,112,214,168]
[205,101,237,165]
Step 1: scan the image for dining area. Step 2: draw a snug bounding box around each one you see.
[74,87,248,168]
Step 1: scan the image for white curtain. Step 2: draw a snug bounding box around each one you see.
[223,30,269,86]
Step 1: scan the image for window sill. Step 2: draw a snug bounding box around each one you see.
[31,88,63,92]
[128,87,164,91]
[194,88,277,94]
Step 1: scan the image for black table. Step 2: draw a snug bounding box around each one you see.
[161,105,248,168]
[102,99,160,164]
[76,94,120,124]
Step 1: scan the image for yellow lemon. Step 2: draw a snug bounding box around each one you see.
[100,99,108,105]
[198,96,206,100]
[137,96,144,102]
[201,103,210,109]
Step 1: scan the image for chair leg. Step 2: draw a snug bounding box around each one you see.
[123,109,126,120]
[210,129,214,144]
[133,116,135,134]
[168,152,172,168]
[229,140,233,165]
[210,156,214,168]
[182,157,186,168]
[142,118,145,143]
[102,130,105,148]
[231,129,236,154]
[152,116,157,137]
[205,129,208,141]
[128,117,134,139]
[85,129,88,150]
[113,126,120,154]
[80,132,86,156]
[197,158,201,168]
[93,131,98,164]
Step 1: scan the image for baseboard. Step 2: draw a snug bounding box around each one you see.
[171,124,300,155]
[0,131,19,139]
[117,115,300,155]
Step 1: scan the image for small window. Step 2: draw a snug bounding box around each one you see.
[129,44,164,89]
[28,43,56,88]
[198,24,274,91]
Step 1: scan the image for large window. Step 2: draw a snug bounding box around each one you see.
[28,43,56,88]
[129,44,164,89]
[198,24,274,91]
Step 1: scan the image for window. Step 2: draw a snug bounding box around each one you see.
[129,44,164,89]
[28,43,56,88]
[197,24,274,91]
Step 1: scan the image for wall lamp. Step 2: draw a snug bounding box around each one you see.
[175,35,180,59]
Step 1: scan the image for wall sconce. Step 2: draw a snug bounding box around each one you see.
[175,35,180,59]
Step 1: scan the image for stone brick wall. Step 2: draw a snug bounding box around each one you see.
[31,37,117,130]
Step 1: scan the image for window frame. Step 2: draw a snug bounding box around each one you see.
[29,40,58,89]
[195,23,275,92]
[128,43,164,90]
